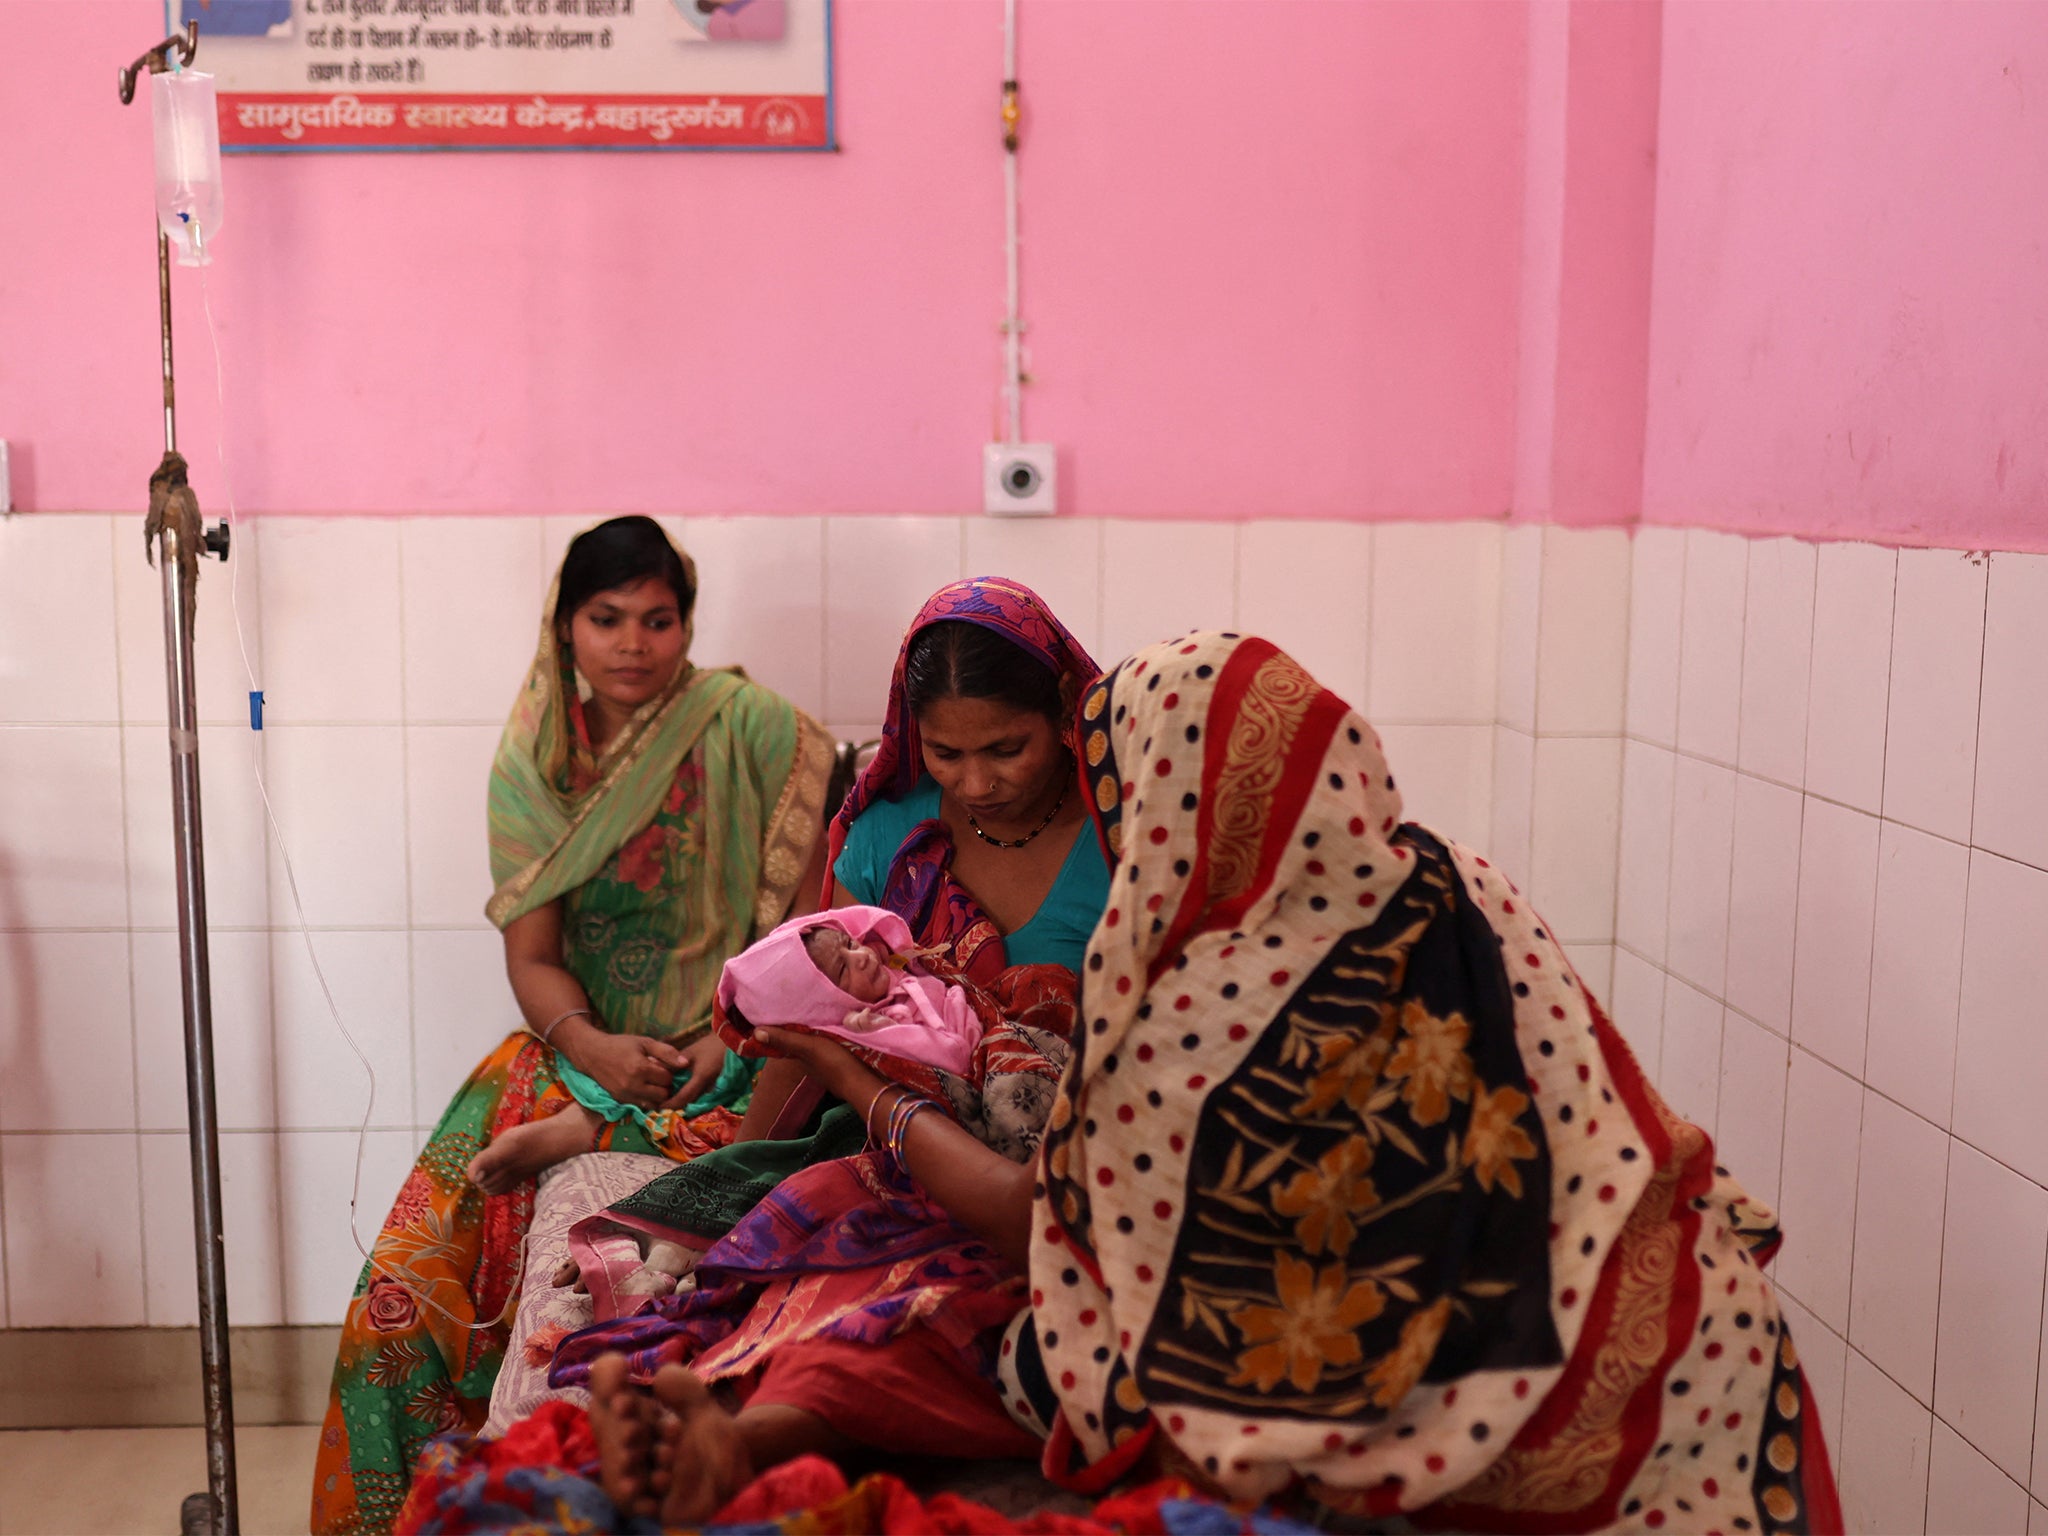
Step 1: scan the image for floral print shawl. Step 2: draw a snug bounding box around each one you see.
[1005,633,1841,1535]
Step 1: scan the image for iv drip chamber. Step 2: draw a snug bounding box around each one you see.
[153,69,223,266]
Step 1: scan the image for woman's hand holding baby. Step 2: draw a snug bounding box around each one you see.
[753,1026,881,1113]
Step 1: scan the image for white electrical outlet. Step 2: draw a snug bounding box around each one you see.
[983,442,1056,516]
[0,440,11,514]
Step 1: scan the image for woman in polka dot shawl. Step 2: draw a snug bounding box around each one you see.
[1003,631,1842,1535]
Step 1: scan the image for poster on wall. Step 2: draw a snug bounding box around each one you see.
[173,0,832,151]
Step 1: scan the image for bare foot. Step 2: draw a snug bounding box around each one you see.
[652,1364,754,1527]
[615,1263,681,1301]
[588,1354,661,1521]
[466,1106,598,1195]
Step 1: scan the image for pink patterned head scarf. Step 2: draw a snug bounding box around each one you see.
[823,577,1099,904]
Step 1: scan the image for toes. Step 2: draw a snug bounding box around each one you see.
[589,1368,626,1417]
[649,1363,713,1417]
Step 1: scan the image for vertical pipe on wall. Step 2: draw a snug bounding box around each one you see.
[1002,0,1023,444]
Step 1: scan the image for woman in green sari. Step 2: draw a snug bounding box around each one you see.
[311,517,835,1536]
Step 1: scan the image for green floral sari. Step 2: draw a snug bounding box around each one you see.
[312,536,834,1535]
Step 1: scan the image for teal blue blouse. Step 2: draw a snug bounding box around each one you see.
[833,776,1111,973]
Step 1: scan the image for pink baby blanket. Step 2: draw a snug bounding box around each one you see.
[713,906,983,1077]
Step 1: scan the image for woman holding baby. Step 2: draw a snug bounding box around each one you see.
[402,625,1845,1535]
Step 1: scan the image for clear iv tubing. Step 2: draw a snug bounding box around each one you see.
[199,269,527,1331]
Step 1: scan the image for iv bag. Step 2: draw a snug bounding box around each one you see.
[153,70,224,266]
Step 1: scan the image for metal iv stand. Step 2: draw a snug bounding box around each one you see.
[118,23,240,1536]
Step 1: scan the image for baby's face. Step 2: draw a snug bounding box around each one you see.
[810,929,892,1003]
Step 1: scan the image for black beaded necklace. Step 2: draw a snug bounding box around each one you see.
[965,776,1070,849]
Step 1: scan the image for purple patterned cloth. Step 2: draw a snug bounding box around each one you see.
[547,1150,1025,1393]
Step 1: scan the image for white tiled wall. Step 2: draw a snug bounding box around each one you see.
[8,510,2044,1528]
[0,513,1527,1333]
[1615,532,2048,1532]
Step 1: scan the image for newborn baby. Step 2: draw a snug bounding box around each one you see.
[800,925,891,1004]
[717,905,982,1078]
[544,908,986,1313]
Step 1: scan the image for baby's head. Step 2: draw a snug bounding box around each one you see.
[802,926,892,1004]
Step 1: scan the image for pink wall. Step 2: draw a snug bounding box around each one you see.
[1512,0,1663,528]
[2,0,1524,519]
[1642,0,2048,550]
[16,1,2043,545]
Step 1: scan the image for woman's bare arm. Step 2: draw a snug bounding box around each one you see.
[754,1026,1035,1268]
[504,904,684,1110]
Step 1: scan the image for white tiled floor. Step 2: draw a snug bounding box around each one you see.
[0,1424,317,1536]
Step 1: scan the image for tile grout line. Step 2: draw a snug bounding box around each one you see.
[1652,536,1693,1105]
[1864,545,1920,1536]
[113,511,153,1327]
[1229,521,1243,650]
[1654,536,1687,1040]
[2012,561,2048,1505]
[1360,524,1374,733]
[245,526,293,1323]
[1596,531,1629,950]
[395,525,421,1141]
[1769,542,1822,1342]
[1091,517,1107,664]
[1708,534,1753,1138]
